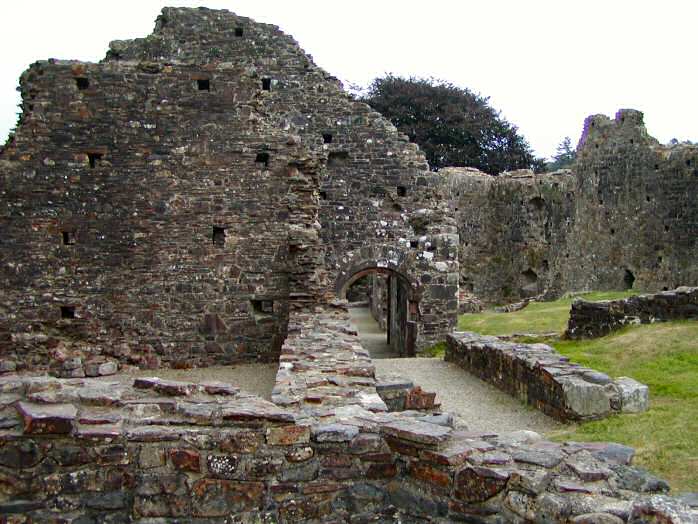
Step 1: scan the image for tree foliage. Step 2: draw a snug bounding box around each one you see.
[360,75,541,175]
[547,136,577,171]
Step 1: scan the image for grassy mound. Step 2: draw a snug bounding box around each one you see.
[457,292,698,491]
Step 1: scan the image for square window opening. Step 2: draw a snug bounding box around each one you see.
[397,186,407,197]
[235,27,244,37]
[251,299,274,315]
[323,133,333,144]
[197,79,210,91]
[62,231,76,245]
[87,152,103,168]
[261,78,272,91]
[319,191,328,200]
[75,77,89,90]
[255,152,270,168]
[60,306,75,319]
[212,226,226,246]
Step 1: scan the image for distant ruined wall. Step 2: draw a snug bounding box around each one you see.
[566,286,698,339]
[0,7,458,373]
[449,110,698,306]
[445,167,575,305]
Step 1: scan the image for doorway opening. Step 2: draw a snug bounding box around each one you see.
[341,269,418,358]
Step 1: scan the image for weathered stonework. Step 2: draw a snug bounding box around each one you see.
[446,332,649,421]
[448,110,698,305]
[0,312,691,523]
[0,7,457,373]
[566,286,698,339]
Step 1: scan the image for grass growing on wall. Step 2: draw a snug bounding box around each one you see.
[457,295,698,491]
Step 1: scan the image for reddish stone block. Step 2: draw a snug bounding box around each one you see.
[16,402,77,435]
[266,424,310,446]
[169,448,200,472]
[404,386,438,410]
[455,466,511,502]
[409,462,452,490]
[366,462,398,479]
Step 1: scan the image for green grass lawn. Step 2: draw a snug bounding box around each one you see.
[457,293,698,492]
[457,290,637,335]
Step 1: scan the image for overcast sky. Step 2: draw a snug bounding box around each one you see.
[1,1,697,159]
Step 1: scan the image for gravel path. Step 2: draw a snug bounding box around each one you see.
[374,358,562,433]
[348,306,399,359]
[349,305,561,433]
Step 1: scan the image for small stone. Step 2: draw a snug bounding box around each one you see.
[286,447,314,463]
[84,360,118,377]
[613,377,649,413]
[170,448,201,472]
[16,401,77,434]
[267,425,310,446]
[455,466,511,502]
[572,513,624,524]
[0,360,17,374]
[311,423,359,443]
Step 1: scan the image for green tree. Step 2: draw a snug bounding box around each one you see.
[547,136,576,171]
[360,75,539,175]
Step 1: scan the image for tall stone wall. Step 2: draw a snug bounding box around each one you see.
[445,167,575,304]
[0,7,458,372]
[448,110,698,305]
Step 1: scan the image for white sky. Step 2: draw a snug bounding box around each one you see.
[1,1,697,159]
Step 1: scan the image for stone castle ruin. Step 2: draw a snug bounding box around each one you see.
[448,110,698,306]
[0,7,696,523]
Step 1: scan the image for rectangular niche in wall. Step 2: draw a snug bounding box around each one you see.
[322,133,333,144]
[255,152,270,168]
[261,78,272,91]
[87,152,103,168]
[251,299,274,318]
[75,77,90,90]
[197,79,210,91]
[212,226,226,246]
[327,151,349,167]
[62,231,76,245]
[60,306,76,319]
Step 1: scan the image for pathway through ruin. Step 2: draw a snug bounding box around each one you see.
[348,305,396,358]
[373,358,562,433]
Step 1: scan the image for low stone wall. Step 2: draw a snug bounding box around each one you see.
[1,305,694,522]
[446,332,649,421]
[566,287,698,339]
[1,374,693,523]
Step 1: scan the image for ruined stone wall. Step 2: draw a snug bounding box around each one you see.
[449,110,698,305]
[0,316,693,523]
[566,286,698,339]
[567,110,698,292]
[446,332,649,421]
[0,7,458,372]
[445,167,575,305]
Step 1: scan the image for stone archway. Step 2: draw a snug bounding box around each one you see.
[335,246,423,357]
[341,267,418,357]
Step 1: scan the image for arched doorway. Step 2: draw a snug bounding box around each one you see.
[339,268,419,358]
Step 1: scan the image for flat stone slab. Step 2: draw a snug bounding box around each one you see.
[381,418,451,445]
[16,401,77,434]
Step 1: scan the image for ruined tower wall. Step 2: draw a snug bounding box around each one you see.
[567,109,698,292]
[449,110,698,305]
